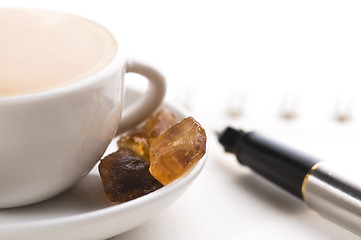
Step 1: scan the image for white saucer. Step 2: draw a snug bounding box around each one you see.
[0,88,207,240]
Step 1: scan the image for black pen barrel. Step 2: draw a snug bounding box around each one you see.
[218,127,319,199]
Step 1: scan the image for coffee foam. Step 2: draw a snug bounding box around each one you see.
[0,9,117,97]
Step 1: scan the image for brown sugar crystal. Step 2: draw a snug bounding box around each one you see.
[117,135,150,161]
[149,117,207,185]
[99,109,206,203]
[98,148,163,203]
[117,109,176,161]
[145,109,177,140]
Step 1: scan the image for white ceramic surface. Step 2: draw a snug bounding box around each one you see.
[0,10,166,208]
[0,88,207,240]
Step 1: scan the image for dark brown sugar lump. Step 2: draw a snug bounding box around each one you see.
[99,148,162,203]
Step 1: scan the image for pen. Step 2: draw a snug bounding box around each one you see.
[218,127,361,236]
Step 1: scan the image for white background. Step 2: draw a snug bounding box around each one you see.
[1,1,361,239]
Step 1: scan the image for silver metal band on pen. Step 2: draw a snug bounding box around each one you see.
[302,162,361,235]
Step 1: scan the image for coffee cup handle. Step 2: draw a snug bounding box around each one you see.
[117,60,166,134]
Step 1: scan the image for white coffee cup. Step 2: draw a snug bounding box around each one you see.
[0,10,166,208]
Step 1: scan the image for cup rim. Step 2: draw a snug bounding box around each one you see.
[0,9,125,104]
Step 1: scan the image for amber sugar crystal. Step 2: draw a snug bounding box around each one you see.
[98,148,163,203]
[117,135,150,161]
[149,117,207,185]
[145,109,177,140]
[117,109,176,161]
